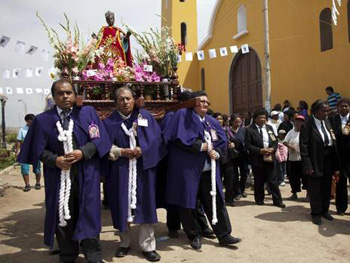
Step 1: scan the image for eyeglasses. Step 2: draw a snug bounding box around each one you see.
[200,100,211,106]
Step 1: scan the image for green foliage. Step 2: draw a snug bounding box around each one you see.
[0,148,15,170]
[5,133,17,143]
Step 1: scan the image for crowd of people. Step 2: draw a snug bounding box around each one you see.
[16,80,349,263]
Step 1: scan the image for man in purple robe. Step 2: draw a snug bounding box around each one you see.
[163,91,242,250]
[104,86,166,262]
[18,79,111,263]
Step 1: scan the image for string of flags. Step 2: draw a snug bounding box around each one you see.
[2,67,56,79]
[178,44,250,62]
[0,35,50,61]
[0,86,51,96]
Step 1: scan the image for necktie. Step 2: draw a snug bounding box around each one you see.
[320,121,329,146]
[61,110,70,130]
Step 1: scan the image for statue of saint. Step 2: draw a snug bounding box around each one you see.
[94,11,133,67]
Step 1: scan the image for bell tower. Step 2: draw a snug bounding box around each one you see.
[161,0,199,89]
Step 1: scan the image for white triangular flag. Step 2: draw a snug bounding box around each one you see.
[16,87,24,94]
[26,88,33,94]
[35,67,43,77]
[25,68,33,78]
[241,44,250,54]
[2,70,10,79]
[35,88,43,94]
[15,41,25,53]
[197,50,205,61]
[13,68,20,78]
[0,36,10,47]
[185,52,193,61]
[44,89,50,95]
[219,47,228,57]
[42,50,49,61]
[230,46,239,53]
[208,49,217,59]
[177,55,182,63]
[6,87,13,94]
[0,87,3,94]
[26,46,38,55]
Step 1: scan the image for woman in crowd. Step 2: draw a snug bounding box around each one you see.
[284,115,307,200]
[298,100,309,120]
[300,100,340,225]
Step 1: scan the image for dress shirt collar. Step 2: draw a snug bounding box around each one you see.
[117,110,132,120]
[56,106,72,117]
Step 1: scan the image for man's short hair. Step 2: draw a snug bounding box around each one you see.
[192,90,207,98]
[178,90,193,102]
[337,97,350,107]
[24,114,35,121]
[51,79,74,97]
[311,99,327,114]
[114,84,134,102]
[253,109,268,120]
[325,86,334,93]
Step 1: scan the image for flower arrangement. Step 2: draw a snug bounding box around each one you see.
[134,63,161,82]
[125,25,183,77]
[36,12,97,78]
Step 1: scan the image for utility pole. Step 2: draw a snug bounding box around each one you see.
[0,95,8,149]
[263,0,271,111]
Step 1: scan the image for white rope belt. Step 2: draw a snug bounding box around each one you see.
[121,123,137,223]
[204,130,218,225]
[56,119,74,227]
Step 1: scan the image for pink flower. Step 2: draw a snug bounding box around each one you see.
[98,63,105,70]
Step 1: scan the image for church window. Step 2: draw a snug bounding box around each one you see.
[201,68,206,91]
[319,8,333,52]
[237,5,247,33]
[181,22,187,45]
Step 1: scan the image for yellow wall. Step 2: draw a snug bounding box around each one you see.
[182,0,350,114]
[161,0,199,89]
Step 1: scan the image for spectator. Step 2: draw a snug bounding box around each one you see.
[298,100,309,120]
[275,130,288,186]
[278,109,295,134]
[272,103,284,122]
[300,99,340,225]
[284,115,307,200]
[283,100,291,112]
[268,110,282,136]
[325,86,341,109]
[15,114,41,192]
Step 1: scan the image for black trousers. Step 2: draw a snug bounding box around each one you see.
[307,150,333,216]
[252,162,283,204]
[233,158,248,196]
[335,172,349,214]
[56,173,102,263]
[289,161,307,193]
[178,171,232,240]
[223,162,235,203]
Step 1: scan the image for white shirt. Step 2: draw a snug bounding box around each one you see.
[284,129,301,161]
[341,113,350,130]
[313,116,333,146]
[256,124,269,148]
[267,119,281,136]
[56,106,72,120]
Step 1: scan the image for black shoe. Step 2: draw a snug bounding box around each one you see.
[142,250,161,262]
[241,192,248,198]
[337,211,345,216]
[312,216,322,225]
[225,201,235,207]
[23,185,31,192]
[288,193,298,200]
[274,202,286,208]
[115,247,129,257]
[190,236,202,250]
[256,201,265,206]
[202,228,215,239]
[219,235,242,246]
[322,213,334,221]
[235,194,242,201]
[48,248,61,255]
[35,183,41,190]
[168,229,179,238]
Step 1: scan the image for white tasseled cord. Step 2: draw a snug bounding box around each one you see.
[56,119,74,227]
[204,130,218,225]
[121,123,137,223]
[332,0,341,25]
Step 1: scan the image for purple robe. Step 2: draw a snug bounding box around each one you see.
[163,108,228,209]
[17,106,111,247]
[103,108,167,232]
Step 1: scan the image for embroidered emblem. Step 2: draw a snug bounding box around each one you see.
[89,122,100,139]
[210,129,218,141]
[342,125,350,136]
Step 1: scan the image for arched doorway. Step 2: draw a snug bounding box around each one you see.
[229,48,262,114]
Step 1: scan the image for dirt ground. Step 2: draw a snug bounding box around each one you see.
[0,165,349,263]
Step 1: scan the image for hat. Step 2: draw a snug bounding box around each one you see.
[270,110,279,116]
[295,115,305,121]
[278,129,286,134]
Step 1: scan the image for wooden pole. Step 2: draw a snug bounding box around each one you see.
[263,0,271,111]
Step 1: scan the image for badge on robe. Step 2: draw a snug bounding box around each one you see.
[89,122,100,139]
[210,129,218,142]
[137,114,148,127]
[342,124,350,136]
[268,130,276,141]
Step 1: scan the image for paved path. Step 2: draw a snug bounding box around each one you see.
[0,166,349,263]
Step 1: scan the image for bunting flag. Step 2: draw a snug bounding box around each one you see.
[35,88,43,94]
[241,44,250,54]
[219,47,228,57]
[208,49,217,59]
[26,45,38,55]
[16,87,24,94]
[185,52,193,61]
[197,50,205,61]
[177,54,182,62]
[44,89,50,95]
[35,67,43,76]
[2,70,10,79]
[6,87,13,94]
[0,35,10,47]
[26,88,33,94]
[12,68,20,78]
[0,87,3,94]
[25,68,34,78]
[42,49,49,61]
[230,45,239,53]
[15,41,26,53]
